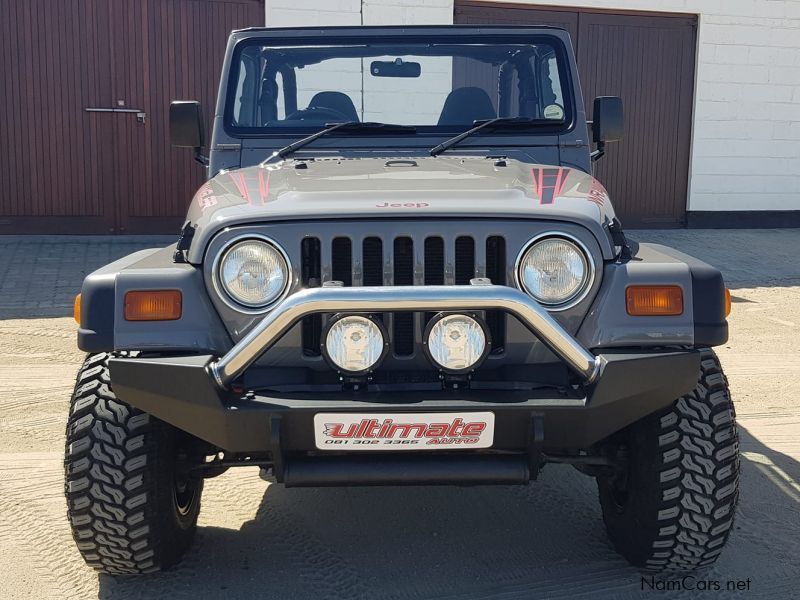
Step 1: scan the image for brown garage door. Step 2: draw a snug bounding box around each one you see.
[455,2,697,228]
[0,0,262,234]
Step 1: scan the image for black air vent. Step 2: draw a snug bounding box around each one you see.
[331,237,352,286]
[393,237,414,356]
[301,237,322,356]
[424,237,444,285]
[455,236,475,285]
[363,237,383,286]
[424,237,444,328]
[485,235,506,354]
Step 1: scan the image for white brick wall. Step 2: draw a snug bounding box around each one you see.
[265,0,800,212]
[265,0,361,27]
[363,0,453,25]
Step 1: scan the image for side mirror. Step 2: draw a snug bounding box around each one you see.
[591,96,623,162]
[170,101,205,149]
[592,96,623,144]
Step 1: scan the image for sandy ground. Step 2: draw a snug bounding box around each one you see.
[0,232,799,599]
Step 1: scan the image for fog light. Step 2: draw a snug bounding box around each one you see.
[424,313,489,373]
[324,315,387,374]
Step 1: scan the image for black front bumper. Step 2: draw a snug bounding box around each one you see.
[109,350,700,477]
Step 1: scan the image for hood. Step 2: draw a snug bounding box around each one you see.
[185,156,617,263]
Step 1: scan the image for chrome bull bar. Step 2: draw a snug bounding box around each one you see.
[209,284,603,389]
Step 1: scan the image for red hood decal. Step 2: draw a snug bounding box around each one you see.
[532,167,570,205]
[258,170,271,205]
[229,172,251,204]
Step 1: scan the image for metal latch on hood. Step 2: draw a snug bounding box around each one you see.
[608,218,632,261]
[173,222,196,263]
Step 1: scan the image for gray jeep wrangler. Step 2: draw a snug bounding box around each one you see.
[66,25,738,575]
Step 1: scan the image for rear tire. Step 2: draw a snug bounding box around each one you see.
[597,349,739,573]
[64,353,203,574]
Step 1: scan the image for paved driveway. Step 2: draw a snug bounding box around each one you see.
[0,230,798,599]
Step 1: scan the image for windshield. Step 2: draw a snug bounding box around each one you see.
[226,37,571,134]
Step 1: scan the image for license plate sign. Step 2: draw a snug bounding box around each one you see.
[313,412,495,451]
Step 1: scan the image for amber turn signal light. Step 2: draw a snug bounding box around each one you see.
[73,294,81,325]
[724,288,732,317]
[124,290,182,321]
[626,285,683,316]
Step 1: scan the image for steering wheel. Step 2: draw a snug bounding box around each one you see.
[285,106,352,122]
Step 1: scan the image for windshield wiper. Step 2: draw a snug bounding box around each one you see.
[430,117,564,157]
[268,122,417,163]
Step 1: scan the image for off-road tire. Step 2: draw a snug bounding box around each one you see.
[65,353,203,574]
[598,349,739,573]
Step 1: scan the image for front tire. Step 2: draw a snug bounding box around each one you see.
[65,353,203,574]
[597,349,739,573]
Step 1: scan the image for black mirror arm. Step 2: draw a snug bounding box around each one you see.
[591,140,606,162]
[194,150,209,166]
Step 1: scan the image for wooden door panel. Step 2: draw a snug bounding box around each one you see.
[115,0,263,234]
[455,3,578,41]
[453,2,696,228]
[0,0,117,232]
[0,0,263,233]
[578,12,696,226]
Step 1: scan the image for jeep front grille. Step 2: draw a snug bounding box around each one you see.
[300,234,507,358]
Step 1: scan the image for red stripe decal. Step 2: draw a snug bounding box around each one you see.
[533,167,570,205]
[531,167,543,201]
[230,172,251,204]
[258,170,271,204]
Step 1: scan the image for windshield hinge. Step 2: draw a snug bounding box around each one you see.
[559,140,587,148]
[173,222,196,263]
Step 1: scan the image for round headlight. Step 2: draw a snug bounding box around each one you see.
[425,314,489,373]
[324,315,387,374]
[218,239,289,308]
[518,237,591,307]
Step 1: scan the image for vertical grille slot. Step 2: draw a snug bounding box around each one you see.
[455,236,475,285]
[424,237,444,285]
[362,237,383,286]
[331,237,352,286]
[301,237,322,356]
[362,236,386,329]
[485,235,506,354]
[424,237,444,327]
[393,237,414,356]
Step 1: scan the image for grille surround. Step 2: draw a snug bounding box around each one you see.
[202,220,604,372]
